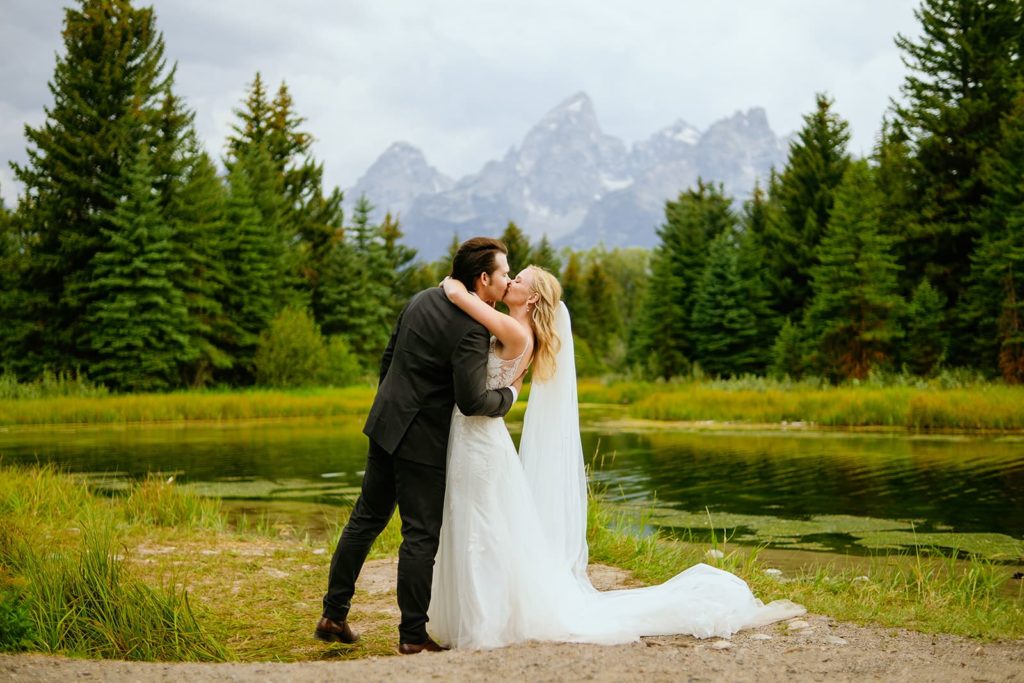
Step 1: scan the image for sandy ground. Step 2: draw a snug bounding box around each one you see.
[2,560,1022,682]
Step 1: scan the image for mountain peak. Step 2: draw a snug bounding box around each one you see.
[380,141,426,159]
[539,91,598,126]
[556,90,593,112]
[346,141,453,222]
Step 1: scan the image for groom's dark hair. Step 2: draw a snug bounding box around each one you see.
[451,237,508,291]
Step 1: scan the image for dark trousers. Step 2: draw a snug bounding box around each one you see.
[322,439,446,644]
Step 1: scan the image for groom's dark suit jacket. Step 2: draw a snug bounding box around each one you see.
[363,287,515,468]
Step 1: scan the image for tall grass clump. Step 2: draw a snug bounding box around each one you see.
[0,464,95,520]
[4,523,227,661]
[0,369,108,400]
[784,551,1023,640]
[124,477,224,530]
[0,465,230,661]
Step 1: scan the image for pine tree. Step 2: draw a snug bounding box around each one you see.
[500,221,532,274]
[965,87,1024,381]
[560,251,590,339]
[736,183,778,372]
[0,193,17,371]
[770,319,805,380]
[317,197,395,365]
[11,0,173,375]
[762,94,851,321]
[904,278,948,376]
[83,146,192,391]
[226,75,343,307]
[150,88,238,387]
[380,211,419,307]
[226,72,273,162]
[874,117,919,295]
[892,0,1024,364]
[631,180,735,378]
[529,235,562,274]
[222,152,278,380]
[804,161,904,381]
[171,145,239,387]
[690,232,762,377]
[580,258,622,359]
[599,248,649,331]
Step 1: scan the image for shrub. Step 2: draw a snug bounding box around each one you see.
[253,307,329,388]
[319,336,364,386]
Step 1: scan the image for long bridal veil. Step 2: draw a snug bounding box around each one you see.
[518,302,806,641]
[519,301,590,582]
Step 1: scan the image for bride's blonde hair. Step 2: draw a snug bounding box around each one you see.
[526,266,563,381]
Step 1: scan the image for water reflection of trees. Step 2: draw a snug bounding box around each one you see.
[582,430,1024,536]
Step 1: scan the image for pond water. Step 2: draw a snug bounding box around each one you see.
[1,415,1022,564]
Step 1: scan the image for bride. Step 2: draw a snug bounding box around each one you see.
[428,266,804,649]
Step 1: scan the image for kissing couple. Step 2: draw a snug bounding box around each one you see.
[315,237,804,653]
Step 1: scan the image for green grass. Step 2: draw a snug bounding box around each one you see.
[3,376,1024,431]
[0,385,378,426]
[0,465,227,661]
[574,378,1024,431]
[1,464,1020,664]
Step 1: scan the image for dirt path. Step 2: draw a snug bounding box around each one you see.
[2,560,1022,682]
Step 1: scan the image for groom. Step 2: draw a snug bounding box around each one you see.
[316,236,521,654]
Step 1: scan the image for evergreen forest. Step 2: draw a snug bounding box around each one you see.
[2,0,1023,391]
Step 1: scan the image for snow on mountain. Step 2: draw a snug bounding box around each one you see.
[349,96,788,258]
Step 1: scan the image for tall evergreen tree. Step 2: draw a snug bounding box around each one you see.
[11,0,173,375]
[874,117,919,294]
[769,318,805,380]
[226,75,343,305]
[226,72,273,161]
[965,87,1024,381]
[222,151,278,380]
[599,248,650,359]
[317,197,395,365]
[380,211,419,307]
[892,0,1024,364]
[762,94,851,321]
[150,88,238,386]
[0,192,17,372]
[690,232,762,377]
[804,161,904,380]
[736,184,778,372]
[172,145,239,386]
[500,221,532,273]
[82,146,192,391]
[904,278,948,376]
[580,258,622,359]
[631,180,735,378]
[560,251,590,338]
[529,235,562,274]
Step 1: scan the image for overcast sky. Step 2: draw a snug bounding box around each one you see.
[0,0,921,206]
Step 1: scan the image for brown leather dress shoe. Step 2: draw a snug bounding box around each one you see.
[397,637,449,655]
[314,616,359,644]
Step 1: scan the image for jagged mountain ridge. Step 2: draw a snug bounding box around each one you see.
[345,92,788,258]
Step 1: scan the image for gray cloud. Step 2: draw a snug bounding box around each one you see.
[1,0,920,206]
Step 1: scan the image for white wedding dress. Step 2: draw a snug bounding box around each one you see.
[427,304,804,649]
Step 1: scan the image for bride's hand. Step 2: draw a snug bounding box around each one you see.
[441,276,468,300]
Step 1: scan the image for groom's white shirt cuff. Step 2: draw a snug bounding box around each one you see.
[508,386,519,403]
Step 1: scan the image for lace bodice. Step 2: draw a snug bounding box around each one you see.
[486,337,526,390]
